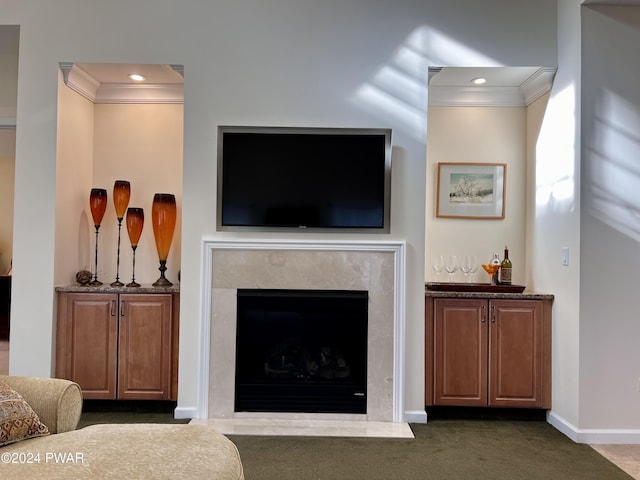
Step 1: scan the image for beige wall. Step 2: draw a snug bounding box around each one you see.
[0,129,15,274]
[92,103,183,287]
[55,72,183,287]
[425,106,527,285]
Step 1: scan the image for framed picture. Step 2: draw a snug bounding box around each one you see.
[436,162,506,219]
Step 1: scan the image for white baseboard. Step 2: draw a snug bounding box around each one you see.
[174,406,198,419]
[547,410,640,444]
[405,409,428,424]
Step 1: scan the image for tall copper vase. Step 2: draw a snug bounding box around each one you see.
[89,188,108,286]
[125,207,144,287]
[151,193,177,287]
[111,180,131,286]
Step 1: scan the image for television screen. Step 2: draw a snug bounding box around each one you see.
[217,126,391,231]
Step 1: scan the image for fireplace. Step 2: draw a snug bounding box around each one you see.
[198,239,407,424]
[235,289,368,414]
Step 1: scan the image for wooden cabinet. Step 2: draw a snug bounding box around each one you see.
[425,295,551,409]
[56,291,179,400]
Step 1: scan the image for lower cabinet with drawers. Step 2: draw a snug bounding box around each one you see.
[56,288,180,400]
[425,291,553,409]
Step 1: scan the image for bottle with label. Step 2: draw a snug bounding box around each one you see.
[490,253,501,285]
[500,245,512,285]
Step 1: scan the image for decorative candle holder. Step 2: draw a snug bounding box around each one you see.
[125,207,144,288]
[89,188,108,286]
[151,193,177,287]
[111,180,131,287]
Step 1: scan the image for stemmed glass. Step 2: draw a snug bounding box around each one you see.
[89,188,108,286]
[432,255,445,283]
[445,255,458,282]
[481,263,501,285]
[460,255,478,283]
[468,257,478,283]
[111,180,131,287]
[125,207,144,287]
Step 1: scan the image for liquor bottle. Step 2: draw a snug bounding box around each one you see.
[491,253,501,285]
[500,245,512,285]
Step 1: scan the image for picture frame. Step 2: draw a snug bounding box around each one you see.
[436,162,506,219]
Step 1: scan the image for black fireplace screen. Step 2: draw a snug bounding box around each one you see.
[234,289,368,414]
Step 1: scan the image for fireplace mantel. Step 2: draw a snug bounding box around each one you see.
[195,238,407,423]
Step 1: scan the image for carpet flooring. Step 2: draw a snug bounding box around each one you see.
[227,420,633,480]
[75,402,634,480]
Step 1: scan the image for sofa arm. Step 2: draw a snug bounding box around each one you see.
[0,375,82,434]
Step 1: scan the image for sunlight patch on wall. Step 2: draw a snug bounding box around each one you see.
[351,26,500,142]
[535,84,576,211]
[587,90,640,242]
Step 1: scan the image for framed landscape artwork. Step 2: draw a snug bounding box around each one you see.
[436,162,506,219]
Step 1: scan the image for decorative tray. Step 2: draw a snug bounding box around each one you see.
[425,282,526,293]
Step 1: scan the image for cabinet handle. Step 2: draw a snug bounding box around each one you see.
[481,304,486,323]
[491,304,496,323]
[110,300,116,317]
[120,301,125,317]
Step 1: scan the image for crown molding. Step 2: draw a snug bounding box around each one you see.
[521,68,557,105]
[59,63,184,104]
[95,83,184,104]
[429,86,528,107]
[59,63,100,102]
[428,67,557,107]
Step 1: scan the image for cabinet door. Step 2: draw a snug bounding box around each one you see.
[489,300,544,407]
[56,293,118,399]
[117,293,172,400]
[433,298,488,406]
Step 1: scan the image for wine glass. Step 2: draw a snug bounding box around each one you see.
[432,255,445,282]
[126,207,144,287]
[481,263,500,285]
[468,256,478,283]
[111,180,131,287]
[445,255,458,282]
[89,188,108,286]
[461,255,478,283]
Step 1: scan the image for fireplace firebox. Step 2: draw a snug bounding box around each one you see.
[234,289,368,414]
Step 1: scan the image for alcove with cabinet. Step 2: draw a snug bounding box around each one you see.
[425,290,553,409]
[55,287,180,400]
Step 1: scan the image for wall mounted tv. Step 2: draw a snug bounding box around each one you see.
[217,126,392,232]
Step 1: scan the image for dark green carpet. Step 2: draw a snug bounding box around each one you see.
[77,404,632,480]
[77,400,189,429]
[228,420,633,480]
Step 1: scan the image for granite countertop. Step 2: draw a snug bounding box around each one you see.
[56,284,180,294]
[425,283,553,300]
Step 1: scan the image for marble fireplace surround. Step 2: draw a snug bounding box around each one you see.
[197,239,406,424]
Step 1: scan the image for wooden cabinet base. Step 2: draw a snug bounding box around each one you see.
[56,291,179,401]
[425,294,552,409]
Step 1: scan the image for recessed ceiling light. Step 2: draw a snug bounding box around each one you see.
[128,73,146,81]
[471,77,487,85]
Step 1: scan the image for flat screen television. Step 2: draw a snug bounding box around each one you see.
[217,126,392,231]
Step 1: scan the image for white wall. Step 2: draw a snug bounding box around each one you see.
[580,5,640,431]
[537,0,583,434]
[1,0,557,420]
[426,106,527,286]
